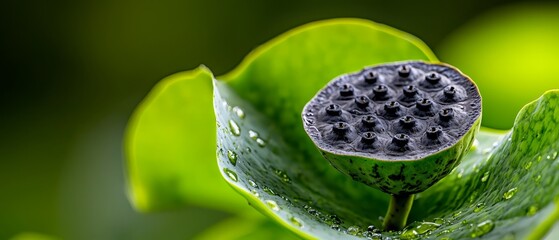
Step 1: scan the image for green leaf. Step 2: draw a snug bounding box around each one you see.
[212,19,559,239]
[213,18,436,239]
[125,66,252,213]
[439,3,559,129]
[125,18,435,213]
[193,217,300,240]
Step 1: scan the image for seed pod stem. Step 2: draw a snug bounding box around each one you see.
[383,194,414,231]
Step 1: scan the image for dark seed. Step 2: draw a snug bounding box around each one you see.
[372,84,389,100]
[361,132,377,144]
[443,85,456,98]
[425,72,441,84]
[398,65,411,77]
[392,134,410,146]
[426,126,442,139]
[384,101,401,114]
[339,84,354,97]
[399,116,416,128]
[439,108,454,121]
[364,71,378,84]
[325,104,342,116]
[332,122,350,135]
[355,95,370,108]
[403,85,418,97]
[362,115,379,128]
[416,98,433,111]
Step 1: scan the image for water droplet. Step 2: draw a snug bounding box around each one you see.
[480,171,490,182]
[265,200,279,211]
[503,187,518,200]
[527,205,538,216]
[537,155,543,162]
[263,186,276,195]
[232,106,245,119]
[551,151,558,160]
[473,203,485,213]
[471,139,479,150]
[289,216,303,227]
[256,138,266,147]
[452,211,462,218]
[274,169,291,183]
[248,180,258,188]
[400,228,418,239]
[469,191,479,203]
[523,161,533,170]
[223,168,238,182]
[470,220,495,238]
[368,233,382,240]
[457,169,464,178]
[228,120,241,136]
[534,174,542,183]
[347,226,361,236]
[246,147,252,153]
[416,222,440,234]
[331,224,340,231]
[433,218,446,225]
[250,189,259,197]
[227,150,238,165]
[248,130,259,140]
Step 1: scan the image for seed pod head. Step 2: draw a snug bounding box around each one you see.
[302,61,481,195]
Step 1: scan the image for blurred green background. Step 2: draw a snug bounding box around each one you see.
[1,0,558,239]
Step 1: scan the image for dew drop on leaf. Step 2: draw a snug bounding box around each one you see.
[256,138,266,147]
[227,150,238,165]
[265,200,280,211]
[228,119,241,136]
[347,225,361,235]
[263,186,276,195]
[248,130,259,140]
[250,189,259,197]
[551,151,558,160]
[223,168,238,182]
[523,161,532,170]
[232,106,245,119]
[248,179,258,188]
[289,216,303,227]
[433,218,445,225]
[274,169,291,183]
[473,202,485,213]
[470,220,495,238]
[503,187,518,200]
[481,172,489,182]
[534,174,542,183]
[400,228,418,239]
[457,169,464,178]
[415,222,440,234]
[452,211,462,218]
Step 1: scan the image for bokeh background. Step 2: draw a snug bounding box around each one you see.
[2,0,558,239]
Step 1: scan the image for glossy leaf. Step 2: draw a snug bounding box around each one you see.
[212,20,559,239]
[125,18,435,213]
[125,66,252,213]
[213,18,436,239]
[193,217,300,240]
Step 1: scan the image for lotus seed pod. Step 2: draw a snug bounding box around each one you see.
[302,61,481,195]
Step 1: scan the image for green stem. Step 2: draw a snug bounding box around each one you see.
[382,194,415,231]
